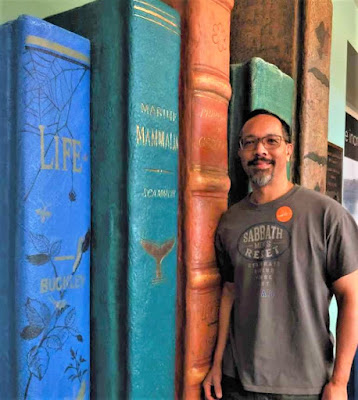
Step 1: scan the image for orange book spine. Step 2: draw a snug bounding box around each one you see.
[174,0,233,398]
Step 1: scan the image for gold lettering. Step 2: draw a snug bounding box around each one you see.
[145,129,150,145]
[135,125,178,152]
[72,139,82,173]
[143,188,176,199]
[136,125,145,144]
[141,103,150,114]
[158,131,165,147]
[151,130,158,147]
[139,103,177,122]
[40,125,54,170]
[40,278,48,293]
[39,275,86,293]
[54,135,60,170]
[165,134,170,148]
[62,137,72,171]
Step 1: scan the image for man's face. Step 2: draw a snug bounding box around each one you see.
[238,114,293,187]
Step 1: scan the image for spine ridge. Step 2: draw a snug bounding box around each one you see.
[188,169,231,193]
[192,70,232,101]
[187,268,221,290]
[211,0,235,12]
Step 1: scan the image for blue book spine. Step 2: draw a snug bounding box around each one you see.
[128,0,180,398]
[0,16,90,400]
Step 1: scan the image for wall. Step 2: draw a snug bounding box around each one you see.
[0,0,95,24]
[328,0,358,333]
[329,0,358,146]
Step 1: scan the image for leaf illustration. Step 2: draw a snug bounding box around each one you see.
[81,229,91,253]
[25,298,51,328]
[65,308,76,328]
[72,236,85,274]
[29,232,51,253]
[27,346,49,380]
[44,335,62,350]
[20,325,44,340]
[50,241,61,257]
[26,254,50,266]
[70,348,76,359]
[56,304,70,318]
[64,365,75,373]
[47,327,69,348]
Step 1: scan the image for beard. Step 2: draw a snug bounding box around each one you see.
[249,170,273,187]
[246,157,275,187]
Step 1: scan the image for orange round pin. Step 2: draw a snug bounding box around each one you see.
[276,206,293,222]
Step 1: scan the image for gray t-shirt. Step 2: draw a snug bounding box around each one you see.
[216,185,358,395]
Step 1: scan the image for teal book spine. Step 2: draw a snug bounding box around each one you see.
[228,59,294,205]
[127,2,180,399]
[0,16,90,400]
[47,0,180,399]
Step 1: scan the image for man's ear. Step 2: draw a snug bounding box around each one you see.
[286,143,293,161]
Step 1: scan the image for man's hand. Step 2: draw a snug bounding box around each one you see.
[321,381,347,400]
[203,364,222,400]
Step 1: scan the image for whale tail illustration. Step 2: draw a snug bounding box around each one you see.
[140,238,175,284]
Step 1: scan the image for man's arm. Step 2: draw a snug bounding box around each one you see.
[322,269,358,400]
[203,281,235,400]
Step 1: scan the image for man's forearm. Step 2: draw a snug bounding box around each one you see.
[213,282,235,366]
[331,293,358,386]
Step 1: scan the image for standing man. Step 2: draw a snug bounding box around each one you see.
[203,110,358,400]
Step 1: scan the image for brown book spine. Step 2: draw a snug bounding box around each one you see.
[183,0,233,397]
[298,0,332,192]
[230,0,332,192]
[230,0,299,78]
[169,0,233,398]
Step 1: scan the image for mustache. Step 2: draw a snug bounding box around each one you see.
[247,157,275,167]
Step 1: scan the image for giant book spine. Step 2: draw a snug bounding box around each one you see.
[299,0,332,192]
[47,1,180,398]
[230,0,332,193]
[168,0,233,398]
[0,16,90,400]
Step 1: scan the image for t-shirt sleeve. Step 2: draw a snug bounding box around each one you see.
[215,227,234,283]
[326,207,358,284]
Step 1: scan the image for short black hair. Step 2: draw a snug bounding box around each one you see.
[241,109,291,142]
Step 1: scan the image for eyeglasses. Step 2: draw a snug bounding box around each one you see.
[239,134,288,151]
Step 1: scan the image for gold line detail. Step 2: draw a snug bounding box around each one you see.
[145,168,172,174]
[54,256,75,261]
[26,35,90,65]
[133,5,179,28]
[134,0,176,20]
[133,14,180,35]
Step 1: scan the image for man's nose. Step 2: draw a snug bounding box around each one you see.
[254,139,268,155]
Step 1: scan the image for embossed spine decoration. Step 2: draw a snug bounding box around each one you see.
[168,0,233,398]
[230,0,333,192]
[0,16,90,400]
[48,1,180,399]
[299,0,332,192]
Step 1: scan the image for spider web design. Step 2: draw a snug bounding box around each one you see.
[21,46,89,202]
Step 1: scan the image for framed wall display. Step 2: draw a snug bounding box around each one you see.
[343,111,358,221]
[326,142,343,203]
